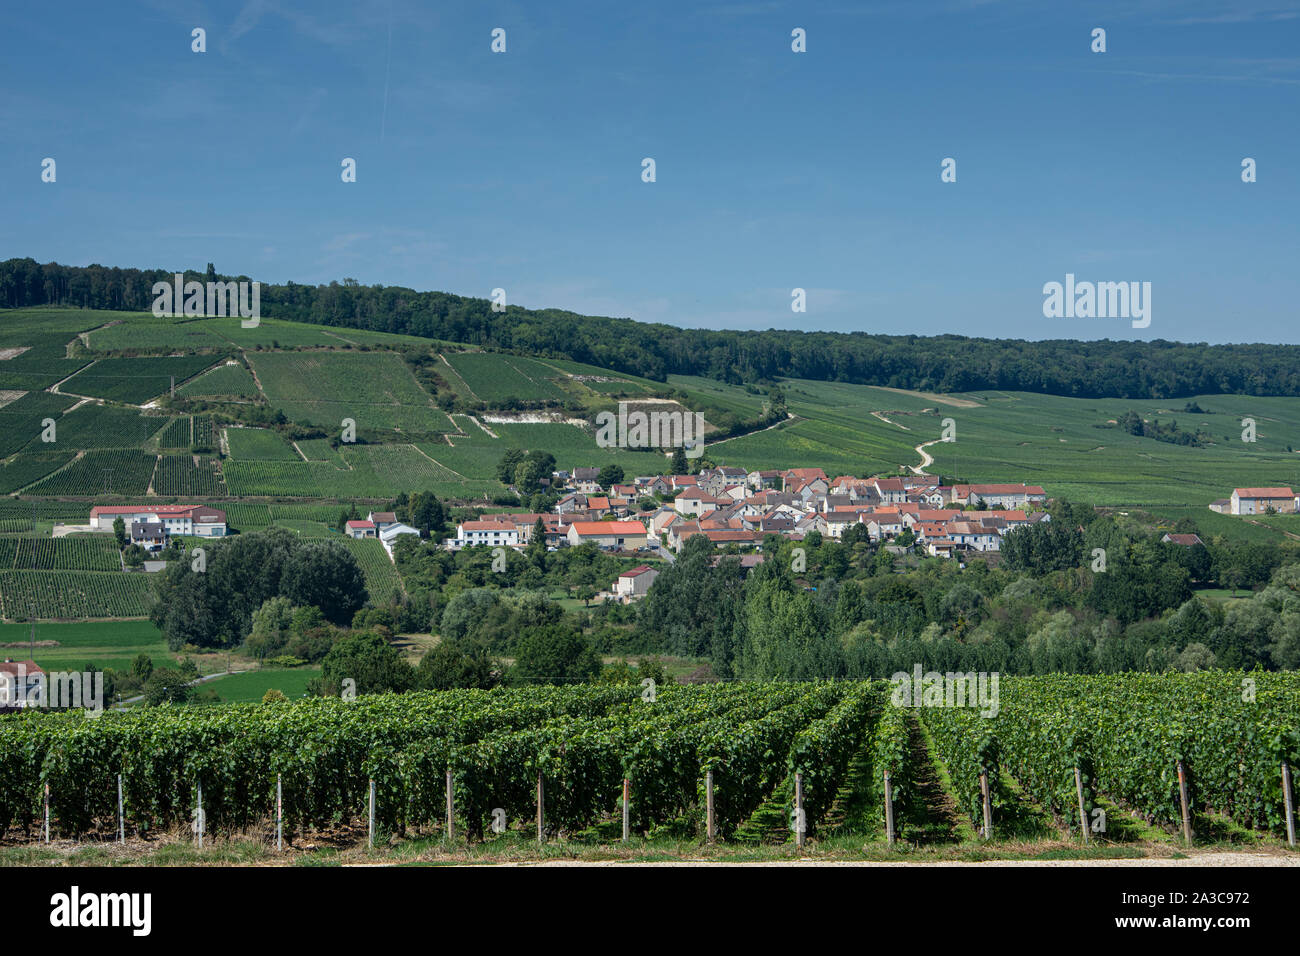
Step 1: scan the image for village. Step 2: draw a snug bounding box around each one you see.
[439,467,1053,601]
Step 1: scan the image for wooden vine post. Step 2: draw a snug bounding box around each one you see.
[1176,761,1193,845]
[978,772,993,840]
[536,772,544,844]
[794,772,805,849]
[883,770,895,847]
[1074,766,1089,845]
[1282,759,1296,848]
[705,770,716,843]
[367,779,376,849]
[622,778,630,844]
[445,769,455,841]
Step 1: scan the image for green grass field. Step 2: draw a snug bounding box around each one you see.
[0,619,168,672]
[202,667,321,702]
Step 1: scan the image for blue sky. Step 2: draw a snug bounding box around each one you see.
[2,0,1297,343]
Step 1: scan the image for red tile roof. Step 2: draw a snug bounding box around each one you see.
[569,521,648,536]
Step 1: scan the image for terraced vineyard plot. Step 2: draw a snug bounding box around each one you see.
[444,352,567,402]
[153,455,227,496]
[193,416,216,449]
[86,317,233,353]
[0,391,77,457]
[180,361,260,399]
[212,316,366,349]
[0,500,87,533]
[340,536,404,604]
[0,309,102,391]
[61,355,222,404]
[249,351,451,434]
[224,444,469,497]
[156,416,192,449]
[222,503,274,530]
[226,427,300,460]
[222,460,336,497]
[416,440,495,481]
[295,438,342,462]
[25,450,158,497]
[492,421,667,474]
[268,503,350,523]
[0,536,121,571]
[0,452,76,494]
[0,569,154,619]
[53,404,167,450]
[274,519,335,538]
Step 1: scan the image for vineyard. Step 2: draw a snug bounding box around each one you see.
[178,362,259,399]
[0,452,75,494]
[60,355,221,404]
[156,416,216,452]
[2,673,1296,849]
[223,444,470,498]
[0,391,77,457]
[248,351,452,434]
[0,569,153,620]
[152,456,227,497]
[442,352,568,403]
[24,450,158,497]
[225,427,300,461]
[0,536,121,572]
[53,405,167,450]
[339,536,404,604]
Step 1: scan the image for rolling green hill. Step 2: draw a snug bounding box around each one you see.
[3,304,1300,625]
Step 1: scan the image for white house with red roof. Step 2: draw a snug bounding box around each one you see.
[950,483,1047,508]
[89,504,226,537]
[613,564,659,599]
[345,519,376,539]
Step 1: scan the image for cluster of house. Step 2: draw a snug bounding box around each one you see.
[344,511,421,557]
[448,466,1050,562]
[88,505,228,552]
[1209,487,1299,516]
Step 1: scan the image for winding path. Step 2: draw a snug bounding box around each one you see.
[911,439,941,475]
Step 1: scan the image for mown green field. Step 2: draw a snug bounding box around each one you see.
[0,619,167,672]
[202,667,321,702]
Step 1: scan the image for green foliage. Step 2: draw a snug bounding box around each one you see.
[509,624,601,685]
[316,631,415,696]
[416,642,497,691]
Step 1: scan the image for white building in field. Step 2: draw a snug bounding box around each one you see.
[613,564,659,600]
[379,522,420,559]
[89,505,226,537]
[450,520,520,550]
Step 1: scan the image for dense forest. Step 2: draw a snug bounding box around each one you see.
[2,257,1297,399]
